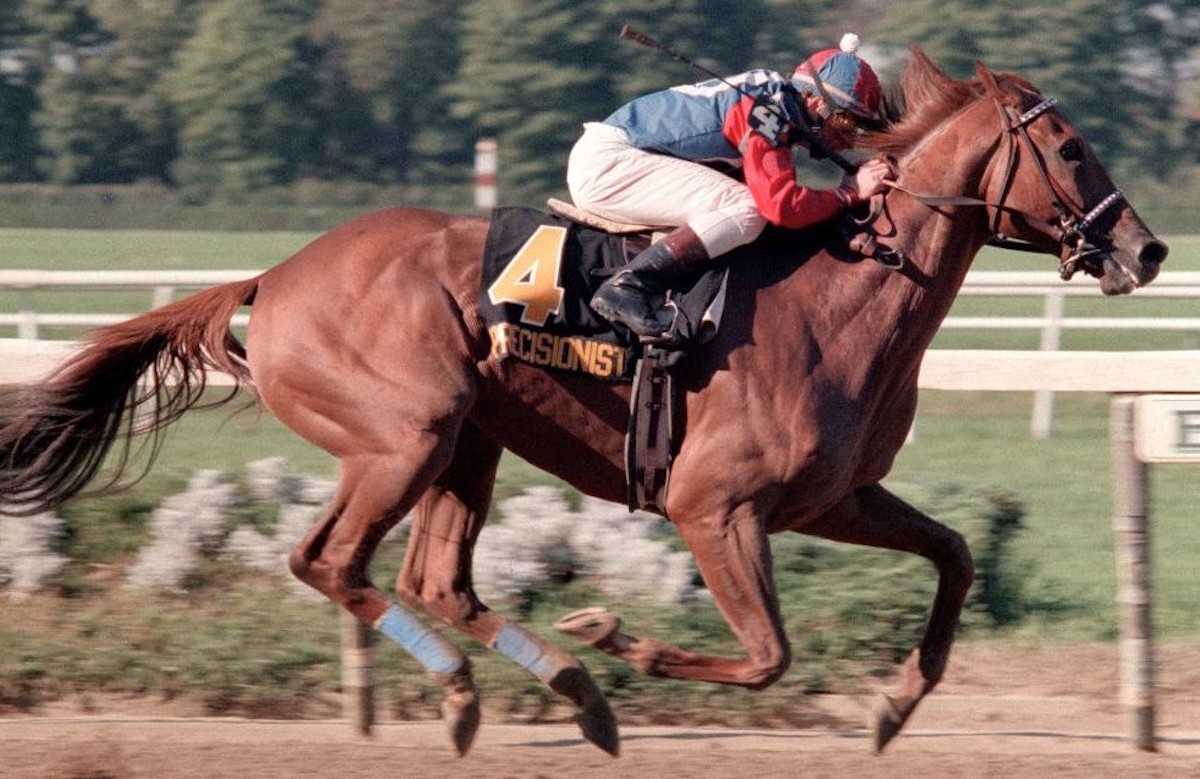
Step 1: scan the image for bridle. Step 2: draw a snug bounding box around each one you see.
[985,94,1125,280]
[863,89,1126,280]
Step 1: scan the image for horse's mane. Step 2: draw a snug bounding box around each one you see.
[861,48,983,157]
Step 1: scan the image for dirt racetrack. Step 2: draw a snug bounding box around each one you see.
[2,643,1199,779]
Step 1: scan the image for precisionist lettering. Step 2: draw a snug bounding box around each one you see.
[488,322,630,379]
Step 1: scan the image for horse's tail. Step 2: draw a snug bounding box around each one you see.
[0,276,261,516]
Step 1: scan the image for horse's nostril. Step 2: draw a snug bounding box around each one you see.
[1139,240,1168,269]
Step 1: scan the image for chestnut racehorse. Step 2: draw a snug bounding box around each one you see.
[0,51,1166,756]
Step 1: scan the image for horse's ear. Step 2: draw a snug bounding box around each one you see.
[975,60,1002,98]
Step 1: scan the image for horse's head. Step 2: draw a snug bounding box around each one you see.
[975,62,1167,295]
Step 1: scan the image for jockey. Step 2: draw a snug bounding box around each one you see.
[567,33,892,341]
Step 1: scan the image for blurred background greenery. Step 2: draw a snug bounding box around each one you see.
[0,0,1195,227]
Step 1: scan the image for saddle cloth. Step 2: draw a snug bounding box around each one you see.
[479,206,726,382]
[480,205,732,515]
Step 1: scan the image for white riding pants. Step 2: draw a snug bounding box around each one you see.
[566,122,767,257]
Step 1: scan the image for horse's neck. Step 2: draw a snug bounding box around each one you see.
[795,111,1001,377]
[881,105,1001,321]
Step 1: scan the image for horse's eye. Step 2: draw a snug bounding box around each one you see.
[1059,139,1084,162]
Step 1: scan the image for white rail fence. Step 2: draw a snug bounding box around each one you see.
[942,271,1200,436]
[3,269,1200,437]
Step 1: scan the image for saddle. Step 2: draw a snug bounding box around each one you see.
[479,202,729,516]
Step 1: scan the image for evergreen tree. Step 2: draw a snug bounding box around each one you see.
[166,0,322,198]
[85,0,210,184]
[21,0,110,183]
[596,0,771,101]
[311,0,469,187]
[0,0,38,181]
[30,0,203,184]
[0,0,1192,199]
[873,0,1193,180]
[36,62,143,183]
[451,0,778,206]
[450,0,616,205]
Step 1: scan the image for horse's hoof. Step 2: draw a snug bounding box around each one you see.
[436,666,481,756]
[577,697,620,757]
[548,665,620,758]
[554,607,621,646]
[442,693,481,756]
[871,694,906,753]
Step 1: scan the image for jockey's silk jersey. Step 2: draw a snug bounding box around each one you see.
[600,69,846,230]
[603,70,788,162]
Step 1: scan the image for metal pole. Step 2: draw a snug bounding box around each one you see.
[1110,395,1156,751]
[340,610,375,736]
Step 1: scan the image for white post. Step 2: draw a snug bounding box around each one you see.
[1030,290,1064,439]
[17,290,38,339]
[340,611,375,736]
[1110,395,1155,751]
[151,285,175,309]
[474,138,498,211]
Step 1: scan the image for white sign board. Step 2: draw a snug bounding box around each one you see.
[1135,394,1200,463]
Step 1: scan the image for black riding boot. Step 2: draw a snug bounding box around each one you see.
[590,226,710,339]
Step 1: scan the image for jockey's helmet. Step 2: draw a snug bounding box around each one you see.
[791,33,882,122]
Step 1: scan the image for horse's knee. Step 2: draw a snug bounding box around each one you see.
[288,544,318,586]
[744,644,791,691]
[288,542,356,600]
[941,529,975,593]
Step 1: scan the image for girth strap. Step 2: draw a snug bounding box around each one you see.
[625,347,676,514]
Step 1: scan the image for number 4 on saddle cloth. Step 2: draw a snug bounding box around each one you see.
[478,203,728,513]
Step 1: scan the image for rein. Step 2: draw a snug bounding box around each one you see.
[860,92,1125,280]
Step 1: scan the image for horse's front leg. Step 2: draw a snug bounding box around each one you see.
[559,501,791,690]
[396,423,618,757]
[800,484,975,752]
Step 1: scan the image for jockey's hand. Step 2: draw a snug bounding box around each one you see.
[840,158,893,203]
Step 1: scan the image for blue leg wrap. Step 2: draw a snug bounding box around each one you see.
[493,622,557,681]
[374,604,461,675]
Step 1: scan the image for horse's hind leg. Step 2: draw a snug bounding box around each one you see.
[800,483,975,752]
[561,501,792,690]
[287,442,479,751]
[397,422,619,756]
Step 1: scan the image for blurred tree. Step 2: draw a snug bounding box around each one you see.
[310,0,470,186]
[36,63,141,183]
[0,0,38,181]
[1124,0,1200,166]
[33,0,205,184]
[167,0,322,198]
[449,0,614,205]
[451,0,775,205]
[21,0,110,183]
[762,0,861,70]
[873,0,1196,180]
[595,0,770,101]
[0,0,1192,199]
[86,0,209,183]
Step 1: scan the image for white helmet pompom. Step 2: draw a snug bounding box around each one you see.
[839,33,861,54]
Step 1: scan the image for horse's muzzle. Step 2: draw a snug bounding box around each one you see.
[1099,236,1168,296]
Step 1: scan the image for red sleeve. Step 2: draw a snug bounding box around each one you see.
[723,97,846,230]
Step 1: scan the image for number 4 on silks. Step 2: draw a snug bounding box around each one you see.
[748,93,789,147]
[487,224,568,327]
